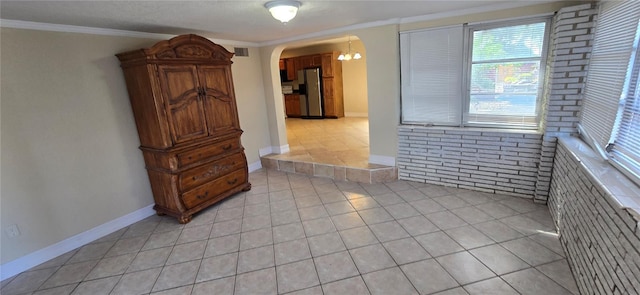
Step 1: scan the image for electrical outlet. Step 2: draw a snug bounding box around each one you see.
[5,224,21,238]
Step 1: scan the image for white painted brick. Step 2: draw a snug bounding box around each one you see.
[555,28,590,38]
[560,3,594,12]
[557,11,577,20]
[576,22,595,30]
[554,48,572,55]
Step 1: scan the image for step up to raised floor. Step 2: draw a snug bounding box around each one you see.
[260,155,397,184]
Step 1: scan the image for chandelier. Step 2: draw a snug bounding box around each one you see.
[337,36,362,61]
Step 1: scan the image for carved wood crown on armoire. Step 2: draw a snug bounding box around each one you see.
[116,34,251,224]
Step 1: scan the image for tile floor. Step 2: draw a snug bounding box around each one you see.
[1,169,579,295]
[273,117,376,169]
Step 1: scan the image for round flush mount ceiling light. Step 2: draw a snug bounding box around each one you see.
[265,0,301,23]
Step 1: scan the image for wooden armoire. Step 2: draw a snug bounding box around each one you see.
[116,34,250,224]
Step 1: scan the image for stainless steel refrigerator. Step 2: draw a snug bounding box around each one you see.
[298,68,324,119]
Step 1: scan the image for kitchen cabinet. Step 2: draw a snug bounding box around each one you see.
[116,34,251,223]
[321,51,344,118]
[282,51,344,118]
[285,58,296,81]
[284,94,301,117]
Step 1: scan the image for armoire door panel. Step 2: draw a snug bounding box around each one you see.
[198,66,230,96]
[158,65,209,143]
[203,95,239,134]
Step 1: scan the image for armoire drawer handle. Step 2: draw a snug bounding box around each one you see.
[227,178,238,185]
[222,144,232,150]
[196,191,209,200]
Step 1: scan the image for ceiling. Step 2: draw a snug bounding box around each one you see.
[1,1,554,46]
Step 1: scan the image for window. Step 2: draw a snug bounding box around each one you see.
[580,1,640,184]
[400,18,550,128]
[466,21,548,127]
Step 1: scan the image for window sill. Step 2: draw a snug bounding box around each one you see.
[399,124,542,135]
[558,136,640,222]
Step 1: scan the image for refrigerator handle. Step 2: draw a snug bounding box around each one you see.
[298,83,307,95]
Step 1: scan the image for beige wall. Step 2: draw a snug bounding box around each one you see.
[0,28,270,264]
[281,41,368,117]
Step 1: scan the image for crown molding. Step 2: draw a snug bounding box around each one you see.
[1,1,556,48]
[0,19,260,47]
[259,1,556,47]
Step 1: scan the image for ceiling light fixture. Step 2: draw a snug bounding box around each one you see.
[265,0,301,23]
[338,36,362,61]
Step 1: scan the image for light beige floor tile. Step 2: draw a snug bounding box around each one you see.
[274,238,312,265]
[414,231,464,257]
[362,267,418,295]
[127,247,172,273]
[313,251,359,284]
[401,259,458,294]
[111,267,162,295]
[349,244,396,274]
[204,233,240,258]
[152,260,200,292]
[536,259,580,294]
[237,245,274,274]
[86,253,136,280]
[469,244,529,275]
[502,268,573,294]
[71,275,119,295]
[436,252,496,285]
[196,253,238,283]
[276,259,319,293]
[166,240,207,265]
[2,267,58,295]
[191,277,234,295]
[234,268,277,295]
[500,237,563,266]
[322,276,370,295]
[382,237,431,265]
[339,226,378,249]
[40,260,98,289]
[369,221,411,242]
[464,277,518,294]
[445,225,495,249]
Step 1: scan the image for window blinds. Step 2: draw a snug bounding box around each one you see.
[610,18,640,179]
[400,26,463,125]
[580,1,640,149]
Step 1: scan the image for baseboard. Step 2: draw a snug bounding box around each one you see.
[259,145,289,156]
[258,146,273,157]
[369,154,396,166]
[0,204,155,281]
[273,144,290,154]
[248,160,263,172]
[345,112,369,118]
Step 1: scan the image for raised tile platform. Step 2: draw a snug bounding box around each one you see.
[260,155,397,183]
[260,117,397,183]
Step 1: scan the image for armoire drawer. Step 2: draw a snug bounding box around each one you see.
[179,152,246,191]
[181,169,247,209]
[177,138,239,167]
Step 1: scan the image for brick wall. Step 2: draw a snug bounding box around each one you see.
[397,3,596,202]
[535,3,597,203]
[398,127,542,198]
[549,138,640,294]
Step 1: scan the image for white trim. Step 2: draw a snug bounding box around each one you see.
[273,144,290,154]
[369,154,396,166]
[344,112,369,118]
[248,160,263,172]
[0,19,259,47]
[399,2,552,25]
[0,204,155,281]
[1,1,552,48]
[259,146,274,157]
